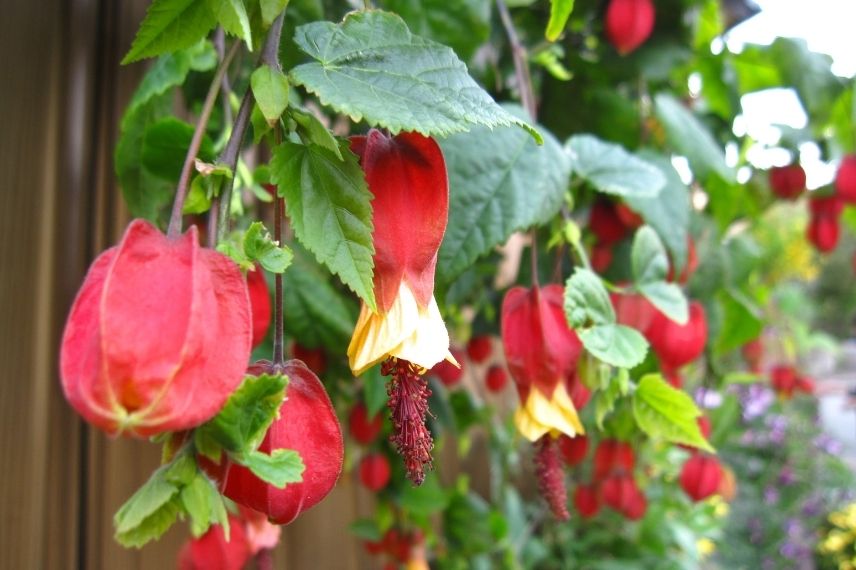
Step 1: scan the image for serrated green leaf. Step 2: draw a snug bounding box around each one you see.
[579,325,648,369]
[653,93,734,182]
[251,65,289,126]
[164,452,198,485]
[625,151,690,271]
[290,107,342,160]
[399,472,449,516]
[183,176,212,214]
[563,268,615,328]
[631,226,688,324]
[196,373,287,453]
[270,141,376,310]
[244,222,293,273]
[545,0,574,41]
[566,134,665,197]
[115,496,182,548]
[141,117,215,181]
[181,474,213,537]
[289,11,540,141]
[362,365,388,418]
[207,0,252,46]
[632,374,713,452]
[129,42,216,110]
[123,0,218,64]
[595,369,630,429]
[260,0,289,26]
[438,109,570,283]
[240,449,305,488]
[114,469,180,535]
[207,482,230,539]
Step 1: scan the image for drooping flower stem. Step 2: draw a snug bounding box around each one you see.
[534,435,570,520]
[272,189,285,366]
[382,358,434,485]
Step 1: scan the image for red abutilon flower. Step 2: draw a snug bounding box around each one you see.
[611,290,657,335]
[247,265,271,348]
[359,453,392,492]
[646,301,708,369]
[601,472,646,519]
[769,164,807,200]
[593,439,635,480]
[558,433,589,467]
[216,359,343,525]
[835,155,856,202]
[346,129,456,485]
[430,347,466,387]
[667,238,698,284]
[605,0,655,55]
[485,365,508,393]
[590,242,614,273]
[680,454,723,502]
[574,483,601,518]
[466,335,493,363]
[178,514,251,570]
[806,215,840,253]
[770,364,798,399]
[60,219,252,437]
[349,402,383,445]
[589,199,631,245]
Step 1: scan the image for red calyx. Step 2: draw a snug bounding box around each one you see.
[770,365,798,399]
[534,436,570,521]
[807,215,840,253]
[557,434,589,467]
[605,0,656,55]
[646,301,708,369]
[247,265,271,348]
[680,454,723,502]
[178,514,251,570]
[485,365,508,393]
[60,219,252,437]
[573,483,601,518]
[217,360,344,525]
[292,343,327,375]
[589,199,631,245]
[429,348,465,387]
[349,402,383,445]
[601,473,646,519]
[835,155,856,203]
[769,164,807,200]
[359,453,392,492]
[593,439,635,480]
[466,335,493,364]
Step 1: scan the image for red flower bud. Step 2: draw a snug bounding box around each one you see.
[646,301,708,369]
[593,439,635,480]
[589,199,630,245]
[485,365,508,393]
[430,347,466,387]
[349,402,383,445]
[573,483,601,518]
[218,360,343,524]
[679,454,723,502]
[808,194,844,217]
[769,164,806,200]
[807,215,840,253]
[835,155,856,203]
[605,0,655,55]
[178,514,251,570]
[623,487,647,520]
[247,265,271,348]
[466,335,493,363]
[292,344,327,375]
[558,434,589,467]
[359,453,392,492]
[60,220,252,437]
[770,365,798,399]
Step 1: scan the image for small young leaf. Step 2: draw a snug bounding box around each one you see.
[240,449,305,488]
[290,107,342,160]
[632,374,714,452]
[270,141,376,310]
[122,0,218,64]
[545,0,574,41]
[183,176,212,214]
[114,469,180,535]
[251,65,290,126]
[244,222,294,273]
[566,134,665,197]
[631,226,688,324]
[180,474,213,537]
[115,496,183,548]
[196,373,287,454]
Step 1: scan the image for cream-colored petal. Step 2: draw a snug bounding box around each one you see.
[513,382,585,442]
[389,294,451,371]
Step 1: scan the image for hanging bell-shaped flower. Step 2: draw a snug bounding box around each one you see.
[680,454,723,502]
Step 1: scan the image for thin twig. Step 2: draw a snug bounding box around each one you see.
[215,13,286,245]
[496,0,537,121]
[272,124,285,366]
[167,38,241,239]
[530,230,540,288]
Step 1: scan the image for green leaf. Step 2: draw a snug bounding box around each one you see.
[624,151,690,271]
[251,65,290,126]
[653,93,734,182]
[239,449,305,488]
[349,518,382,541]
[123,0,218,64]
[715,291,762,354]
[362,365,388,418]
[129,42,217,110]
[631,226,688,324]
[289,11,540,141]
[260,0,289,26]
[244,222,294,273]
[566,134,665,197]
[115,496,182,547]
[564,268,648,368]
[631,374,714,452]
[545,0,574,41]
[113,462,185,547]
[196,373,287,454]
[722,371,763,385]
[141,117,215,181]
[437,109,570,283]
[183,176,212,214]
[207,0,252,46]
[398,473,449,516]
[180,474,213,537]
[594,369,630,429]
[270,141,376,310]
[290,107,342,160]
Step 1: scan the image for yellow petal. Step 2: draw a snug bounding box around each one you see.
[514,382,585,442]
[347,282,451,376]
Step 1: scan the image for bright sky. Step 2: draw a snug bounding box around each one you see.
[718,0,856,188]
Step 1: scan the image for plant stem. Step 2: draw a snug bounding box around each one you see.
[216,13,286,245]
[496,0,537,121]
[272,125,285,366]
[167,38,241,239]
[530,229,540,287]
